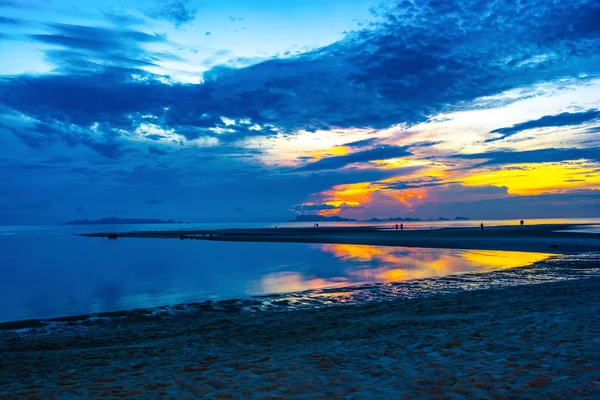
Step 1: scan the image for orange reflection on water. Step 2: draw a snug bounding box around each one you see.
[459,250,555,270]
[320,244,554,283]
[249,244,555,296]
[249,271,351,295]
[320,243,397,262]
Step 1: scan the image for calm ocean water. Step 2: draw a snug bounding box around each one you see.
[0,218,598,322]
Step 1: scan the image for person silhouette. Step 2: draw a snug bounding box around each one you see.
[480,223,484,232]
[400,223,404,231]
[395,224,398,231]
[520,220,524,226]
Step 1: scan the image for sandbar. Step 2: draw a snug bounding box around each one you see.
[83,223,600,254]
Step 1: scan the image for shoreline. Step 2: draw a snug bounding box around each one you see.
[83,223,600,254]
[2,276,599,398]
[2,252,598,332]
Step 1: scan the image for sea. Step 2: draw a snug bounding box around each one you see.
[1,218,599,323]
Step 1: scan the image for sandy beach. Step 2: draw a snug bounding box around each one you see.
[84,224,600,254]
[2,274,600,399]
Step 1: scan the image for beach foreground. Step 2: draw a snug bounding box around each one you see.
[2,277,600,399]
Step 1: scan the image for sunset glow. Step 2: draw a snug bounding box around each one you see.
[0,0,598,223]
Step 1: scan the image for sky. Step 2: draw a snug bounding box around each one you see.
[0,0,599,224]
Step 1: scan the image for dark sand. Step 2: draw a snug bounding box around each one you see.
[84,224,600,254]
[2,277,599,398]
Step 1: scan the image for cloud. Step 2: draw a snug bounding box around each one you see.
[2,0,599,145]
[451,147,600,166]
[387,178,453,190]
[30,24,166,51]
[297,145,412,171]
[330,184,600,221]
[103,13,147,27]
[0,16,19,25]
[486,109,600,142]
[291,203,339,213]
[0,114,128,158]
[294,202,363,215]
[344,138,380,148]
[145,0,198,27]
[587,126,600,134]
[0,1,20,8]
[24,23,168,72]
[252,0,600,132]
[409,189,600,220]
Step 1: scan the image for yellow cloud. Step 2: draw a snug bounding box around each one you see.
[309,146,351,160]
[458,161,600,195]
[370,157,431,169]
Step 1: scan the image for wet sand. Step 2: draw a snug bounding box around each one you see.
[84,224,600,254]
[2,277,600,398]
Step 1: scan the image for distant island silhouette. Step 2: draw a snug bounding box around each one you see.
[290,215,470,223]
[290,215,356,222]
[63,217,185,225]
[366,217,422,222]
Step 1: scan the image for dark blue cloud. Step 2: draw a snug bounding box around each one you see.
[344,138,379,148]
[146,0,198,27]
[486,110,600,142]
[1,0,599,148]
[292,166,416,189]
[387,178,454,190]
[1,71,180,127]
[104,13,147,26]
[146,199,163,205]
[297,145,412,171]
[23,23,169,72]
[292,204,338,212]
[587,126,600,134]
[0,115,128,158]
[0,1,20,8]
[29,24,165,51]
[450,147,600,166]
[0,16,19,24]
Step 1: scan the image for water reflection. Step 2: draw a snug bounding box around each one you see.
[250,272,351,295]
[252,244,554,294]
[0,234,555,322]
